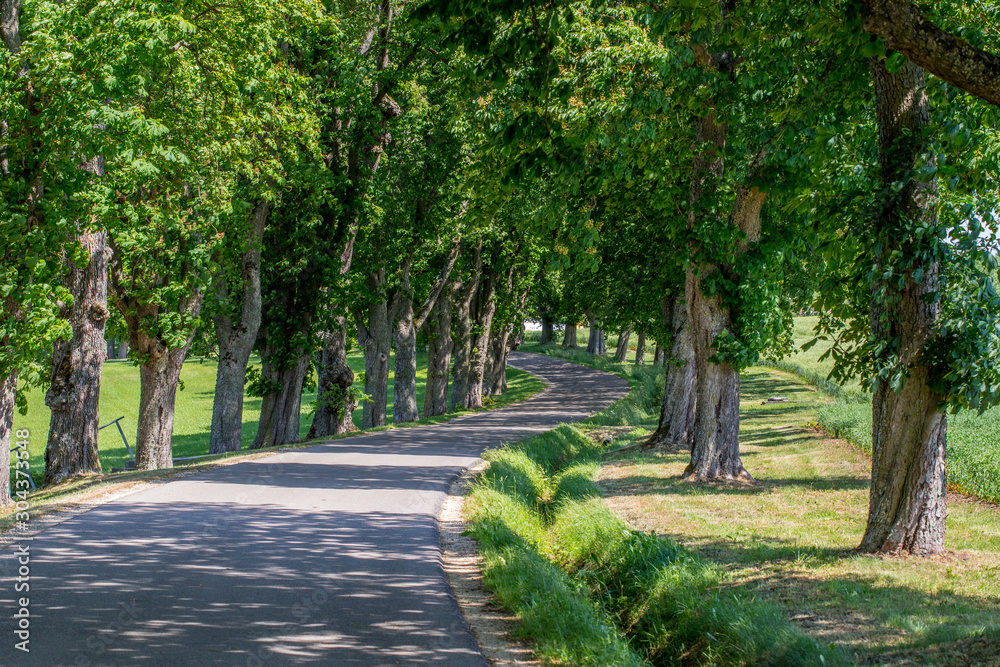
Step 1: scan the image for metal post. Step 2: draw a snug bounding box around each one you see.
[99,416,134,462]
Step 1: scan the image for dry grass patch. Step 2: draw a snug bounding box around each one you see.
[598,368,1000,666]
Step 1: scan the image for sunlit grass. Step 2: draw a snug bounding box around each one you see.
[599,367,1000,664]
[766,316,1000,505]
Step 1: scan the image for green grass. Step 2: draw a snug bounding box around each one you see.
[9,351,542,487]
[598,369,1000,665]
[504,342,1000,664]
[466,361,845,666]
[772,316,1000,505]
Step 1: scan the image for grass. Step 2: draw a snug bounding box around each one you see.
[466,350,846,666]
[594,369,1000,665]
[769,316,1000,506]
[507,342,1000,664]
[7,350,543,490]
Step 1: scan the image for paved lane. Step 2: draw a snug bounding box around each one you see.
[0,353,628,666]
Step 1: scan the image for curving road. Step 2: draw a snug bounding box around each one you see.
[0,353,628,666]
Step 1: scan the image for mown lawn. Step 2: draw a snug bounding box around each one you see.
[598,367,1000,666]
[516,343,1000,665]
[9,351,536,484]
[776,316,1000,505]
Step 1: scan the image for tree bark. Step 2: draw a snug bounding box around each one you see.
[133,343,194,469]
[389,241,460,424]
[859,57,946,555]
[210,200,269,454]
[466,270,497,410]
[634,332,646,365]
[540,313,553,344]
[357,270,391,428]
[586,319,606,355]
[0,0,22,501]
[653,346,664,366]
[614,329,631,363]
[562,322,577,348]
[862,0,1000,109]
[685,185,766,481]
[251,346,310,449]
[484,325,511,397]
[683,96,765,481]
[391,290,419,424]
[44,230,108,484]
[308,316,356,438]
[423,281,454,417]
[646,296,697,450]
[450,242,482,411]
[0,371,15,505]
[109,248,205,470]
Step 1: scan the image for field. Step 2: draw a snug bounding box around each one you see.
[508,342,1000,665]
[775,316,1000,505]
[9,351,537,485]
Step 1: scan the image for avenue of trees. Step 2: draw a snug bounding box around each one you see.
[2,0,999,557]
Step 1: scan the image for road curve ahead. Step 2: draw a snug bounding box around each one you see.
[0,353,628,666]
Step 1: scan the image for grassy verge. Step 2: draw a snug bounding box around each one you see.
[466,345,847,666]
[763,316,1000,506]
[593,366,1000,665]
[1,365,544,531]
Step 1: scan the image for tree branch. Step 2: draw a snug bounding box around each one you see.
[863,0,1000,108]
[413,238,462,331]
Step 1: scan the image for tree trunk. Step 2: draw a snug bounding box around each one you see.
[309,317,356,438]
[251,344,310,449]
[118,340,128,359]
[614,329,631,362]
[450,243,482,411]
[859,58,946,555]
[586,319,606,355]
[423,282,454,417]
[449,289,473,411]
[391,294,419,424]
[685,186,766,480]
[466,271,497,410]
[653,346,664,366]
[111,273,204,470]
[646,296,697,450]
[482,327,498,398]
[683,102,764,482]
[540,313,553,344]
[357,271,391,428]
[210,200,269,454]
[0,371,15,506]
[562,322,577,348]
[485,325,511,397]
[134,343,192,469]
[634,332,646,365]
[387,243,460,424]
[43,230,108,485]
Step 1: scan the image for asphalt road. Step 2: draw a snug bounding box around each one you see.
[0,352,628,666]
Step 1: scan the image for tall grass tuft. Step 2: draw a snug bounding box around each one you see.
[467,418,848,665]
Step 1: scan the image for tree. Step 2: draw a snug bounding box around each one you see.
[208,199,270,454]
[252,0,410,446]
